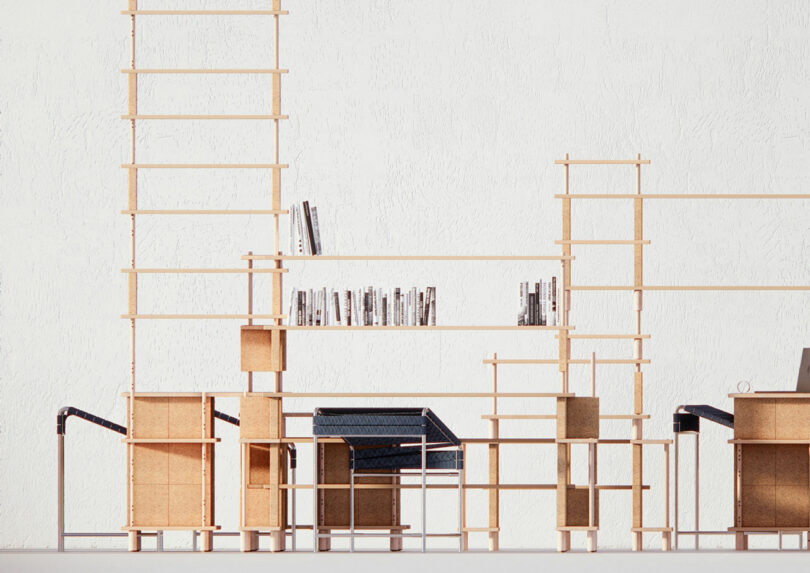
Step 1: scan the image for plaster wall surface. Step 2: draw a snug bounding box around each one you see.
[0,0,808,550]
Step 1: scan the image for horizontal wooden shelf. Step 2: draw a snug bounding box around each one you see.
[730,393,810,398]
[631,527,673,533]
[481,414,555,420]
[122,314,286,319]
[631,439,673,445]
[729,439,810,444]
[554,159,651,165]
[122,69,289,74]
[555,240,651,245]
[557,526,599,531]
[122,526,221,531]
[123,438,220,444]
[463,527,499,533]
[481,414,650,421]
[123,391,574,399]
[569,285,810,291]
[557,438,599,444]
[278,483,557,491]
[121,163,288,169]
[121,268,287,274]
[278,482,643,491]
[241,325,572,331]
[560,333,651,339]
[242,254,574,261]
[122,114,288,120]
[555,193,810,199]
[122,210,288,215]
[254,392,574,399]
[121,10,288,16]
[482,358,649,365]
[461,438,556,444]
[728,527,810,532]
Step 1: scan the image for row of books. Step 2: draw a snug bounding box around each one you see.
[289,200,323,255]
[288,286,437,326]
[518,278,558,326]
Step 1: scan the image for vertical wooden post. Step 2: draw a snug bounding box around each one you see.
[560,153,571,394]
[488,353,499,551]
[247,252,254,392]
[662,443,672,551]
[461,442,468,551]
[126,0,138,547]
[632,153,644,551]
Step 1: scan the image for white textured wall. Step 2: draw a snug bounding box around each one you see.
[1,0,808,551]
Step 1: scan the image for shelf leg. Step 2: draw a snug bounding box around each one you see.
[128,531,140,552]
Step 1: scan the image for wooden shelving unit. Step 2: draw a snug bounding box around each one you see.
[117,0,809,556]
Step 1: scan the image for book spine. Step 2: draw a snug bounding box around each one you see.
[535,282,541,326]
[294,205,305,254]
[382,294,387,326]
[288,288,298,326]
[394,288,400,326]
[353,289,361,326]
[322,287,328,326]
[302,201,316,256]
[518,282,524,326]
[334,291,342,325]
[430,287,436,325]
[345,290,352,326]
[311,206,323,256]
[422,287,431,325]
[418,291,424,326]
[297,291,304,326]
[411,287,417,326]
[400,296,405,328]
[523,281,530,325]
[552,276,557,325]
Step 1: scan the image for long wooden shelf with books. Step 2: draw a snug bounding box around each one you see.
[241,325,572,331]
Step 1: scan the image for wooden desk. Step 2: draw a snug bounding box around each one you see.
[729,393,810,549]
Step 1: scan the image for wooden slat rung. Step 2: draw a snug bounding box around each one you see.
[554,159,650,165]
[121,210,288,215]
[121,163,288,169]
[555,193,810,199]
[121,10,289,16]
[121,314,286,319]
[569,285,810,291]
[121,268,287,274]
[122,114,288,120]
[555,240,651,245]
[121,69,289,74]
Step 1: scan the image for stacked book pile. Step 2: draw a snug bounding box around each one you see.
[288,286,437,326]
[289,200,323,255]
[518,278,558,326]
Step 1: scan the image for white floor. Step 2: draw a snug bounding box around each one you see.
[2,551,809,573]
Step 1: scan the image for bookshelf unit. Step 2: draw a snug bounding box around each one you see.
[115,1,810,555]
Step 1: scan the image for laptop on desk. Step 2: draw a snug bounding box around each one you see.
[797,348,810,393]
[752,348,810,393]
